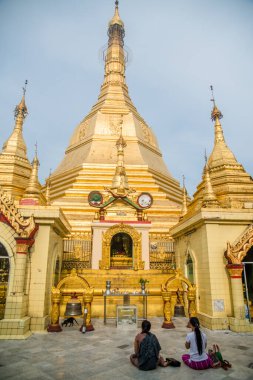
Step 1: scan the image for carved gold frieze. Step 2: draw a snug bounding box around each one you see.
[139,120,151,143]
[109,114,122,135]
[79,120,90,141]
[0,187,35,237]
[225,224,253,264]
[100,223,144,270]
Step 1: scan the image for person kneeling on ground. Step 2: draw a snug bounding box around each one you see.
[130,320,168,370]
[182,317,212,370]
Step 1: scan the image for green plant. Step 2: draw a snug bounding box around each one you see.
[139,278,149,285]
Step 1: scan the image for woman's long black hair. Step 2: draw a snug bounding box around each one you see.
[189,317,203,355]
[141,320,151,335]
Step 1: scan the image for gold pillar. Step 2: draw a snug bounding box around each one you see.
[226,264,245,320]
[47,287,62,332]
[187,287,197,318]
[82,289,94,332]
[161,290,175,329]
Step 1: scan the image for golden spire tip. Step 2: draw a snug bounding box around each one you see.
[210,85,223,121]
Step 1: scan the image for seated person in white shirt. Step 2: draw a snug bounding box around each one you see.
[182,317,212,370]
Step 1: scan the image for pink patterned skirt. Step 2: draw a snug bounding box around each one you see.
[182,354,212,370]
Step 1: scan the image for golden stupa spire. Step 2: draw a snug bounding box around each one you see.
[210,85,225,143]
[22,142,41,203]
[202,154,219,208]
[2,81,29,159]
[110,117,130,196]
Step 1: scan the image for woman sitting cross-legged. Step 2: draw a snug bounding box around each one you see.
[130,320,168,370]
[182,317,212,370]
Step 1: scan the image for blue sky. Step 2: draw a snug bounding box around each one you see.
[0,0,253,196]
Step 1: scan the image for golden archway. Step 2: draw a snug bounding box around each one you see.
[161,269,196,328]
[99,223,144,270]
[56,268,90,292]
[48,269,94,332]
[225,224,253,264]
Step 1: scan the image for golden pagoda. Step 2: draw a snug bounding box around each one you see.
[0,82,32,200]
[49,0,182,232]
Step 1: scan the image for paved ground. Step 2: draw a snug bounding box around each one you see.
[0,317,253,380]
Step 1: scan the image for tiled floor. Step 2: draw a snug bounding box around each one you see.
[0,317,253,379]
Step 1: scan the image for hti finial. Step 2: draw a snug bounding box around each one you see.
[23,80,28,97]
[204,149,207,164]
[115,0,119,7]
[210,85,216,107]
[210,85,223,121]
[35,141,38,156]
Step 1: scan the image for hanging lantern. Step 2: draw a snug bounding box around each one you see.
[65,293,82,317]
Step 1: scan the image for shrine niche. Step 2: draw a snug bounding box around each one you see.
[110,232,133,268]
[100,223,144,270]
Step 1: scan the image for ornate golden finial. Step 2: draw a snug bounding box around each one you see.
[202,161,219,208]
[210,86,225,144]
[210,85,223,121]
[14,80,28,120]
[109,0,124,27]
[181,175,188,217]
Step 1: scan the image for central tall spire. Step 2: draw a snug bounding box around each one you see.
[103,0,126,87]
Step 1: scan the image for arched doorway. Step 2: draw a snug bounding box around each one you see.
[242,246,253,321]
[110,233,133,269]
[0,242,10,320]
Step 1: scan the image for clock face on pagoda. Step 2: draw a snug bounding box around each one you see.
[137,193,153,209]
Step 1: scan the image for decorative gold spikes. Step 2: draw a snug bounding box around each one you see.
[0,186,35,237]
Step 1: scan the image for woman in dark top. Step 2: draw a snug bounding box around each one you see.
[130,320,168,370]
